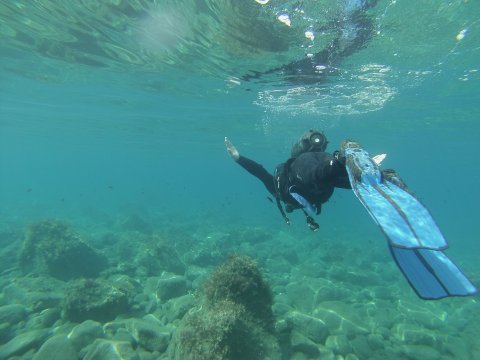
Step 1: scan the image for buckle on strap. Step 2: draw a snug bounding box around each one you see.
[275,197,290,225]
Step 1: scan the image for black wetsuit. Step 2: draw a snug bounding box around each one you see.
[237,151,351,215]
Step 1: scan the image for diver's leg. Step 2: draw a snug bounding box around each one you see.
[225,137,275,194]
[237,156,275,195]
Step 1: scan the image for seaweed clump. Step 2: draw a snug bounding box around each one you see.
[63,278,134,323]
[202,255,275,329]
[19,219,107,280]
[169,255,279,360]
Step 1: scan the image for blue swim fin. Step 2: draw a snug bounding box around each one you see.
[389,245,478,299]
[342,141,447,250]
[342,140,478,299]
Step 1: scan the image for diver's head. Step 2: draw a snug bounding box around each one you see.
[308,130,328,152]
[291,129,328,157]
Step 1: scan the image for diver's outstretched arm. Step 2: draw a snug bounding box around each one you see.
[224,137,240,161]
[224,136,275,195]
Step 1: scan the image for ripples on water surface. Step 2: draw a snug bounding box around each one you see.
[2,0,478,116]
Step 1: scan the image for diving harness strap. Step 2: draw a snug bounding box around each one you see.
[274,164,319,231]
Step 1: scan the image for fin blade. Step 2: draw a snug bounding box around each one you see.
[343,141,446,250]
[354,181,421,248]
[389,245,478,299]
[379,181,447,249]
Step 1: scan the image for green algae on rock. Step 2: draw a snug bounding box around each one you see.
[19,220,107,280]
[63,278,134,323]
[168,256,280,360]
[202,254,275,328]
[169,255,280,360]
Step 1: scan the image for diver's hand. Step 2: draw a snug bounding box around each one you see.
[333,150,346,165]
[224,137,240,161]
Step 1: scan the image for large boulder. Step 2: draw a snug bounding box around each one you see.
[0,329,49,359]
[64,278,134,323]
[33,335,78,360]
[202,255,274,328]
[83,339,139,360]
[19,220,107,280]
[169,255,280,360]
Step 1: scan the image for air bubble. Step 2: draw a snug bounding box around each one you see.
[304,31,315,41]
[456,29,467,41]
[278,14,291,27]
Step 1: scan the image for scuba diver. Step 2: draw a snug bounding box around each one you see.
[225,131,478,300]
[225,130,353,231]
[225,130,478,300]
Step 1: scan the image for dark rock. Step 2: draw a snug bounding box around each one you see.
[275,319,292,334]
[400,344,441,360]
[162,294,195,323]
[367,333,385,351]
[155,275,187,302]
[345,354,360,360]
[33,335,78,360]
[350,335,372,359]
[290,330,320,357]
[19,220,107,280]
[0,304,29,325]
[185,266,209,290]
[83,339,139,360]
[325,334,352,356]
[112,328,137,348]
[68,320,106,352]
[317,345,336,360]
[39,308,62,327]
[64,278,133,323]
[285,282,315,312]
[443,335,469,359]
[313,284,352,302]
[0,322,11,342]
[393,323,438,347]
[287,311,329,343]
[313,302,369,338]
[0,329,49,359]
[1,277,64,312]
[290,352,309,360]
[128,319,170,352]
[26,308,61,330]
[272,301,293,316]
[102,320,129,339]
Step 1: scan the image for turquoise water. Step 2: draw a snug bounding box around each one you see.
[1,1,479,359]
